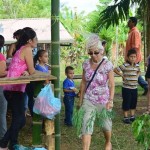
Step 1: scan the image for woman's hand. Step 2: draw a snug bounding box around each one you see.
[44,79,50,85]
[106,100,113,110]
[77,99,82,110]
[22,71,29,76]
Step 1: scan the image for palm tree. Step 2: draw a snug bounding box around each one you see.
[99,0,150,59]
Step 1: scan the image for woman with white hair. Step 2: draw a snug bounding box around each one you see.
[78,34,115,150]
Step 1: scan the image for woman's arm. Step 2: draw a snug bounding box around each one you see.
[108,70,115,100]
[23,47,35,75]
[106,70,115,109]
[0,61,7,77]
[7,43,16,58]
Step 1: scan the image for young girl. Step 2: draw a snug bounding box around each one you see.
[34,50,54,148]
[34,50,49,73]
[0,27,37,150]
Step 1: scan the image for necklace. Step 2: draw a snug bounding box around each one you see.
[92,59,102,65]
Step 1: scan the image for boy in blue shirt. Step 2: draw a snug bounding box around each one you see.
[63,66,78,126]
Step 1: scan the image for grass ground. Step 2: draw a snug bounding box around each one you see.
[17,80,147,150]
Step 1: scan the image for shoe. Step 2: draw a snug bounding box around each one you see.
[122,117,131,124]
[142,88,148,96]
[130,116,135,122]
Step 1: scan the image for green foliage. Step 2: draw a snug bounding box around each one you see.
[73,107,115,136]
[99,0,148,29]
[0,0,51,18]
[99,0,130,28]
[73,107,85,136]
[132,114,150,149]
[60,6,88,71]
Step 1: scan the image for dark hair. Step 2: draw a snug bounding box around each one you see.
[127,48,137,57]
[34,50,47,65]
[65,66,74,74]
[102,40,107,45]
[129,17,137,26]
[13,29,23,39]
[16,27,36,51]
[0,35,4,51]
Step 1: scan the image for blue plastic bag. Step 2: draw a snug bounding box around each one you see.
[34,148,47,150]
[33,84,61,119]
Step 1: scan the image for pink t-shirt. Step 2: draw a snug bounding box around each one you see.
[0,53,6,61]
[3,46,28,92]
[83,59,113,105]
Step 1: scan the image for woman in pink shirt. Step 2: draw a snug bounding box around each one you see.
[0,28,37,150]
[78,34,114,150]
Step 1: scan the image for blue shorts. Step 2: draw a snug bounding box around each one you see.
[122,87,137,111]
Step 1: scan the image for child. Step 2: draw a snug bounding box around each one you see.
[25,50,50,117]
[34,50,49,73]
[114,48,140,124]
[63,66,78,126]
[34,49,54,148]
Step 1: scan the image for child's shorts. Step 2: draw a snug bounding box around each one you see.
[80,99,112,136]
[122,87,137,111]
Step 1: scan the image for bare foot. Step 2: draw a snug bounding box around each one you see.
[105,142,112,150]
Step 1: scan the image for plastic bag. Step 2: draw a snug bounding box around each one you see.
[34,148,47,150]
[33,84,61,119]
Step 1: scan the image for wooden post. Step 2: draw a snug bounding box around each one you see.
[44,119,55,150]
[32,82,44,146]
[51,0,61,150]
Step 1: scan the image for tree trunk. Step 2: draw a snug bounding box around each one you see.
[146,0,150,57]
[51,0,61,150]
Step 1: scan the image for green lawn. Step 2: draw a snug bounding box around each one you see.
[61,84,146,150]
[18,82,147,150]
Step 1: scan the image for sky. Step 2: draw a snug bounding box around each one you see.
[60,0,100,13]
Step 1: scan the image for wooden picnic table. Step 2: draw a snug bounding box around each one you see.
[0,71,57,148]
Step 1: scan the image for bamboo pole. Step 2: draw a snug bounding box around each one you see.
[51,0,61,150]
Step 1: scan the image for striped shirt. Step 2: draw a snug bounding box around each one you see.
[116,62,140,89]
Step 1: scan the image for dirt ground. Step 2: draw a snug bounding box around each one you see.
[6,85,147,150]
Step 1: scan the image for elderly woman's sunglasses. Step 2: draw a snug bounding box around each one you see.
[88,51,100,55]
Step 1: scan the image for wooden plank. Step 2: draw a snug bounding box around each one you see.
[73,72,146,79]
[0,71,57,85]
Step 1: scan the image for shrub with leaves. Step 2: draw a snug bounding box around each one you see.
[132,114,150,150]
[73,108,115,136]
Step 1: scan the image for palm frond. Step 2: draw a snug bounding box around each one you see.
[99,0,131,28]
